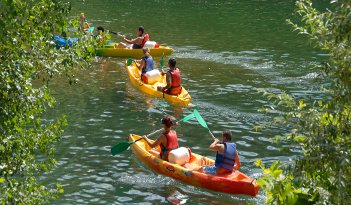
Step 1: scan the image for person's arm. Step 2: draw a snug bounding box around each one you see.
[124,36,142,44]
[234,151,241,170]
[164,72,172,90]
[157,72,172,92]
[142,134,165,148]
[209,138,225,153]
[123,37,132,44]
[136,59,145,71]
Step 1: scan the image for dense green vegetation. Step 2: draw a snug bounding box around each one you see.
[0,0,96,204]
[257,0,351,204]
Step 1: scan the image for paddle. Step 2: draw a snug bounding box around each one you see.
[160,53,165,68]
[127,58,135,66]
[111,128,163,156]
[193,109,217,140]
[110,111,197,156]
[109,31,131,39]
[109,31,121,36]
[88,26,95,33]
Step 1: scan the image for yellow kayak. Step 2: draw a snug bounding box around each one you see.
[129,134,260,196]
[96,43,173,58]
[126,61,191,106]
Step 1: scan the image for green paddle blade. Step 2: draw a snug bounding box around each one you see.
[127,58,133,66]
[194,109,210,130]
[111,141,133,156]
[88,26,95,33]
[178,113,195,123]
[159,53,164,68]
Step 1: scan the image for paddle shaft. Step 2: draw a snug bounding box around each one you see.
[209,131,216,141]
[133,128,164,143]
[111,112,196,156]
[110,31,128,38]
[135,116,190,143]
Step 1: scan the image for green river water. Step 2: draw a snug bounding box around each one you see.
[43,0,325,204]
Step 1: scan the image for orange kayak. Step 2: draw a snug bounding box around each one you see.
[129,134,260,196]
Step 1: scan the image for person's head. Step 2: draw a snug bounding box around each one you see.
[137,26,144,36]
[168,58,176,68]
[97,26,104,33]
[222,130,232,142]
[142,47,150,55]
[161,116,174,129]
[80,13,85,22]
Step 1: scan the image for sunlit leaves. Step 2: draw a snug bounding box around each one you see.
[0,0,95,204]
[257,0,351,204]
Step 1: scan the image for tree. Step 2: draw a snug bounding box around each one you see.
[256,0,351,204]
[0,0,96,204]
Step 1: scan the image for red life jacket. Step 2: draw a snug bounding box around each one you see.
[160,130,179,161]
[140,33,149,47]
[166,68,182,95]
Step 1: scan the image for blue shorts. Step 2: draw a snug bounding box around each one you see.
[202,166,217,175]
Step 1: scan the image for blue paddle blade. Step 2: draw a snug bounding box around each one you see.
[194,109,210,130]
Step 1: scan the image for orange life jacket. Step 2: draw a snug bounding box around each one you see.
[166,68,182,95]
[140,33,149,47]
[160,130,179,161]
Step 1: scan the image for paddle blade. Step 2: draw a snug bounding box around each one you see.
[127,58,133,66]
[194,109,210,130]
[178,113,195,123]
[111,141,133,156]
[159,53,164,68]
[88,26,95,33]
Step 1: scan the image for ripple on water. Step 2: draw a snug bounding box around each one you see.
[242,135,254,141]
[173,46,274,71]
[240,151,258,157]
[117,196,132,202]
[236,140,251,147]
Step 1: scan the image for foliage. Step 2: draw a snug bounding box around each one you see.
[256,0,351,204]
[0,0,97,204]
[255,160,314,205]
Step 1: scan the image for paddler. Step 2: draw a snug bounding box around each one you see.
[157,58,182,96]
[96,26,106,45]
[142,116,179,161]
[115,26,149,49]
[135,48,155,83]
[79,13,90,31]
[196,130,241,175]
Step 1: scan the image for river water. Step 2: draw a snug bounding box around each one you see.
[43,0,325,204]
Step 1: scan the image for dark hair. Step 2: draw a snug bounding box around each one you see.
[222,130,232,141]
[138,26,144,34]
[168,58,176,67]
[161,116,174,128]
[97,26,104,32]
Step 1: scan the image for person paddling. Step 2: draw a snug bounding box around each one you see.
[135,48,154,82]
[142,116,179,161]
[116,26,149,49]
[96,26,106,45]
[196,130,241,175]
[157,58,182,96]
[79,13,90,31]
